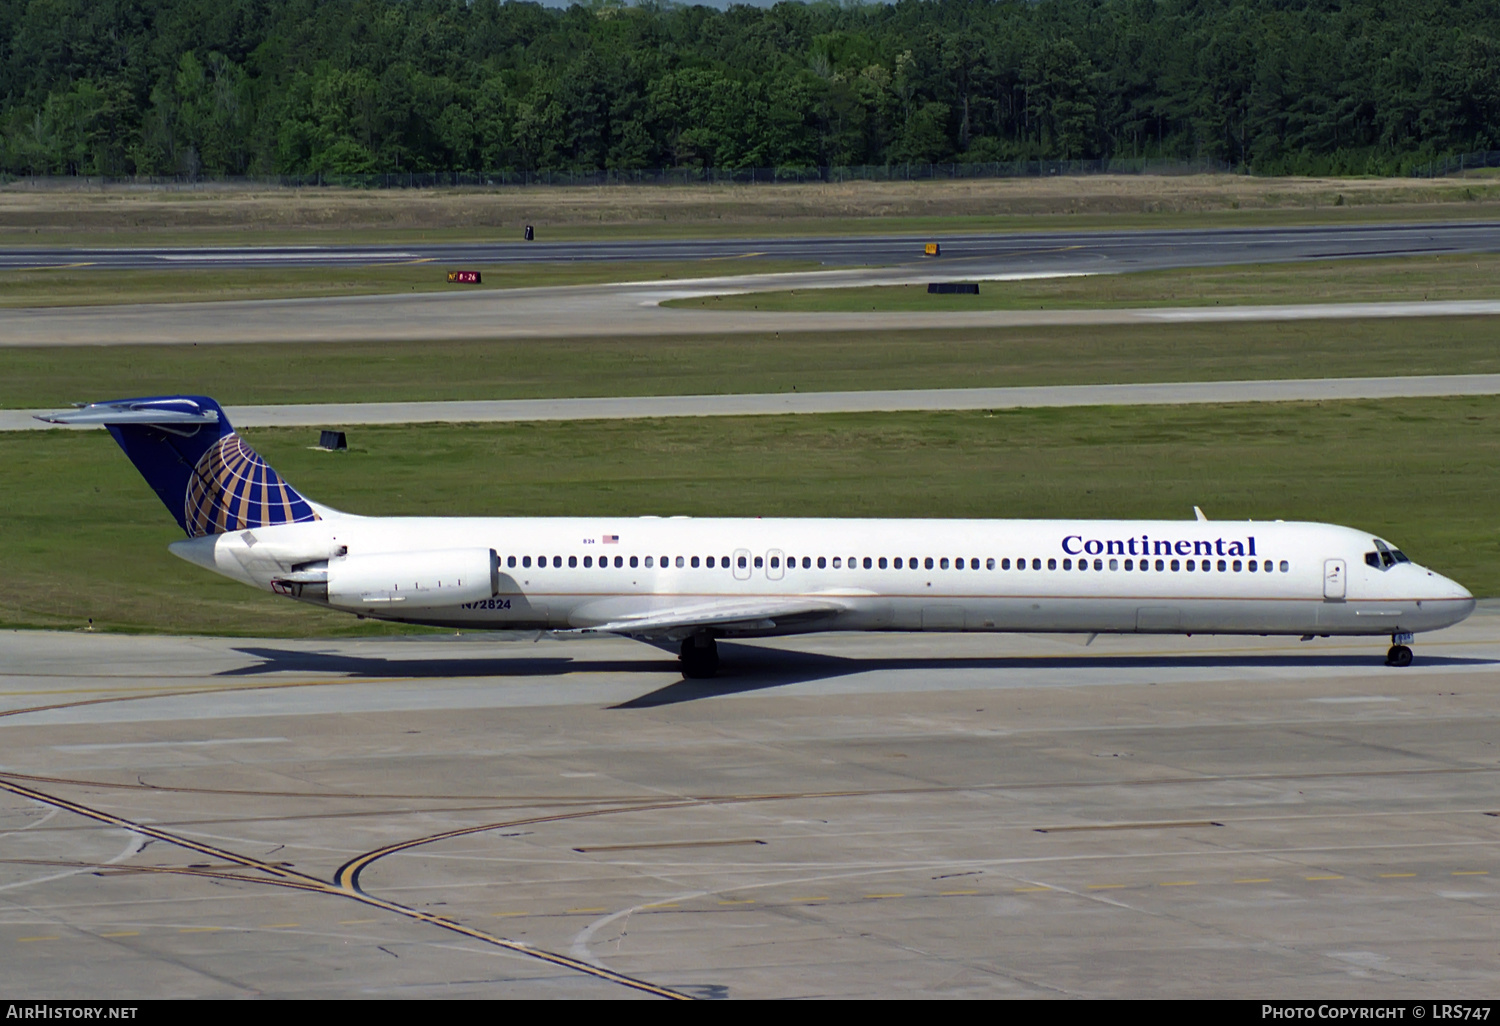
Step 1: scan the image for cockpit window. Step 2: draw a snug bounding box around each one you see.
[1367,539,1411,570]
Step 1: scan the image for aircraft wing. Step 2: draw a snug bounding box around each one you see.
[566,597,847,640]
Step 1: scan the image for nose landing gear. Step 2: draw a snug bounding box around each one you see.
[1385,632,1414,667]
[680,635,720,679]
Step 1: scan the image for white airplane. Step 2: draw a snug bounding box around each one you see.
[40,395,1475,678]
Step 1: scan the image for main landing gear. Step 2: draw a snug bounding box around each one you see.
[1385,632,1415,668]
[680,635,720,679]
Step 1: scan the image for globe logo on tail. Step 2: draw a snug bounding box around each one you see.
[184,434,319,537]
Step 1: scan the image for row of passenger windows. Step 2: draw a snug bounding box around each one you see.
[504,553,1292,573]
[1027,556,1289,573]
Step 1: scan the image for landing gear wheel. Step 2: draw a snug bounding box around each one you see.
[679,636,719,679]
[1385,644,1413,668]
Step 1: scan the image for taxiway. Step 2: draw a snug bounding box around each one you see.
[8,373,1500,431]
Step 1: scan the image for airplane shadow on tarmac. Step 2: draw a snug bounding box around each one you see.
[221,643,1497,710]
[218,646,674,680]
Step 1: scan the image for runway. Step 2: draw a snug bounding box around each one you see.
[9,373,1500,430]
[2,617,1498,998]
[5,220,1500,271]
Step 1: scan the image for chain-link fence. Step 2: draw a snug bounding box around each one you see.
[0,157,1239,190]
[1409,150,1500,178]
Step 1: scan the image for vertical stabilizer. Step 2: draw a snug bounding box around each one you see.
[35,396,320,537]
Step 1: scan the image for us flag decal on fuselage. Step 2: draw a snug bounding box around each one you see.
[602,534,619,544]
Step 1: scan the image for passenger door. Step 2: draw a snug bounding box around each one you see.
[1323,559,1346,600]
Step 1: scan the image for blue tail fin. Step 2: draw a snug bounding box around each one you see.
[37,396,320,537]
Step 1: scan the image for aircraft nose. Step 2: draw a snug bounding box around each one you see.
[1442,573,1473,602]
[1429,571,1475,620]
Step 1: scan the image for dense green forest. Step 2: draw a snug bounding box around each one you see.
[1,0,1497,178]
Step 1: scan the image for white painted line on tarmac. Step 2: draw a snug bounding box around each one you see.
[155,252,420,262]
[50,736,290,751]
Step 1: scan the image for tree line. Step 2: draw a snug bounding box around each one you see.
[2,0,1497,178]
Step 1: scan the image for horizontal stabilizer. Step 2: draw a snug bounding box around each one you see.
[34,399,220,427]
[567,597,845,639]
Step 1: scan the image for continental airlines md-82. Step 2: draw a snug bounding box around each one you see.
[41,396,1475,678]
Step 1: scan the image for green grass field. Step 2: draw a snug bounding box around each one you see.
[6,185,1500,250]
[4,316,1499,410]
[4,398,1497,636]
[0,257,818,308]
[666,254,1500,312]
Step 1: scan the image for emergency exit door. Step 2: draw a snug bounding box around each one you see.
[766,549,785,580]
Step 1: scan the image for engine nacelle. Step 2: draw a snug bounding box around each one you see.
[326,548,498,609]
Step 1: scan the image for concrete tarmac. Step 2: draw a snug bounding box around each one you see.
[5,281,1500,346]
[2,617,1498,998]
[10,373,1500,431]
